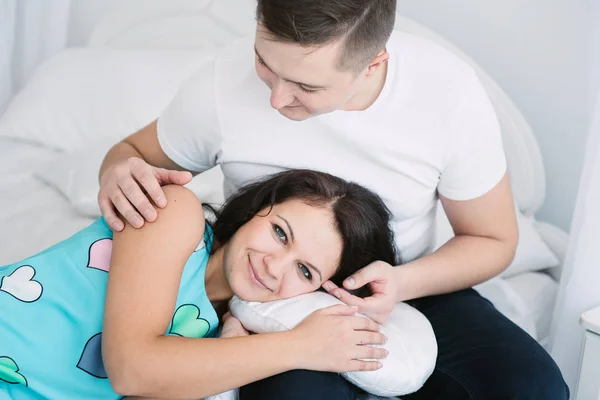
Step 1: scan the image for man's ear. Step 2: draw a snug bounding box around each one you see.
[365,50,390,77]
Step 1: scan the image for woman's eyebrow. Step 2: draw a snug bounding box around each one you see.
[276,214,323,281]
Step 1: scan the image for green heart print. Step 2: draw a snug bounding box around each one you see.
[169,304,211,338]
[0,357,27,386]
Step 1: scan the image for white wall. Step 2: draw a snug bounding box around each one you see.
[550,2,600,393]
[590,3,600,118]
[67,0,118,46]
[397,0,594,232]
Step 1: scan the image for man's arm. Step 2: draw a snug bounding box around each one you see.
[393,173,518,302]
[323,173,518,323]
[99,120,187,179]
[98,120,194,231]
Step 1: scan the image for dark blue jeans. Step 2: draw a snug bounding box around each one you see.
[239,289,569,400]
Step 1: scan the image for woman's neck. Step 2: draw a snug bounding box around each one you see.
[204,245,234,305]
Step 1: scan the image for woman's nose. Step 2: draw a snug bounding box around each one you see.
[263,251,295,283]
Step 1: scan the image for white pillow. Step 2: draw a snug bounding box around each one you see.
[433,201,559,278]
[227,292,437,397]
[204,389,238,400]
[0,48,214,151]
[35,141,225,217]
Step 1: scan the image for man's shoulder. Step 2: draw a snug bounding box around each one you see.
[212,36,260,90]
[215,36,255,70]
[388,30,478,85]
[384,31,483,117]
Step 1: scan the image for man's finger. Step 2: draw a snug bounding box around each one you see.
[323,281,365,308]
[161,169,193,186]
[343,262,386,290]
[336,288,366,308]
[134,169,166,210]
[343,269,371,290]
[99,196,124,231]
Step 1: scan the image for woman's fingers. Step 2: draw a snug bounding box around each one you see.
[346,359,383,372]
[320,304,360,316]
[354,344,388,360]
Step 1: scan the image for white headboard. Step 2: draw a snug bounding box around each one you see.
[87,1,547,217]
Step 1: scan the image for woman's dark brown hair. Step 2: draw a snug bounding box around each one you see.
[206,170,398,296]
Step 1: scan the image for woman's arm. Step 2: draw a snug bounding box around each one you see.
[102,185,301,398]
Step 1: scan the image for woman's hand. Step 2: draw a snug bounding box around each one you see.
[289,304,388,373]
[220,312,249,338]
[322,260,399,324]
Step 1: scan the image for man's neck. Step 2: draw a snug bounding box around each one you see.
[342,60,389,112]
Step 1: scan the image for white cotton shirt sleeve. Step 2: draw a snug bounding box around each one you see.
[157,60,222,173]
[437,76,507,201]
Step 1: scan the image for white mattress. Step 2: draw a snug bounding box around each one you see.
[473,271,558,345]
[0,139,94,265]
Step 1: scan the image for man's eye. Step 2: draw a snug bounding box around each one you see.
[299,85,318,94]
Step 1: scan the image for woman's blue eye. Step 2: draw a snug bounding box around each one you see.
[299,264,312,281]
[273,224,287,243]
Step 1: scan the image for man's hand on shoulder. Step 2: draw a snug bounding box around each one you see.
[99,157,192,231]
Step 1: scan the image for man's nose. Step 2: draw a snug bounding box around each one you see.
[270,81,295,109]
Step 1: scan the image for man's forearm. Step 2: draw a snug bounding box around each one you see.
[99,141,143,181]
[393,235,517,302]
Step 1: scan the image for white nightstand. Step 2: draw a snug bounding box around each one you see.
[577,306,600,400]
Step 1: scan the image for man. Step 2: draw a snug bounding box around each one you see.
[98,0,569,398]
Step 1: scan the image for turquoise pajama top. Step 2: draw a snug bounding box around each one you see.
[0,217,219,399]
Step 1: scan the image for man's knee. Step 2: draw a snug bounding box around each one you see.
[239,369,357,400]
[508,355,570,400]
[527,361,569,399]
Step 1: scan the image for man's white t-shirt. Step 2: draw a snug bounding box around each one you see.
[157,31,507,263]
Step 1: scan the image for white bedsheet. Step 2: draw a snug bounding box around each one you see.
[504,271,558,346]
[0,139,94,265]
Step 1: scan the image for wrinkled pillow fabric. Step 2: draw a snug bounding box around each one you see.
[228,292,437,397]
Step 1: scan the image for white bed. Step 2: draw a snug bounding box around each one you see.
[0,1,569,398]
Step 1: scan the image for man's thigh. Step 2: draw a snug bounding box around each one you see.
[403,289,569,400]
[239,369,358,400]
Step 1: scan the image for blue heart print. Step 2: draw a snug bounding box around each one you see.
[76,333,107,379]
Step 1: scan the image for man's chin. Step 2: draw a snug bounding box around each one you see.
[278,107,313,121]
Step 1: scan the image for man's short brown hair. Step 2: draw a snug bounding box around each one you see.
[256,0,397,73]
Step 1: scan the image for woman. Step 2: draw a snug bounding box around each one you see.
[0,170,397,399]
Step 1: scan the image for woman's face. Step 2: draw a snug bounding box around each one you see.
[223,199,343,302]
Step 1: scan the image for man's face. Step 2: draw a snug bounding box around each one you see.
[254,25,364,121]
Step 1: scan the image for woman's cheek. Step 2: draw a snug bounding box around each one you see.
[277,279,310,300]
